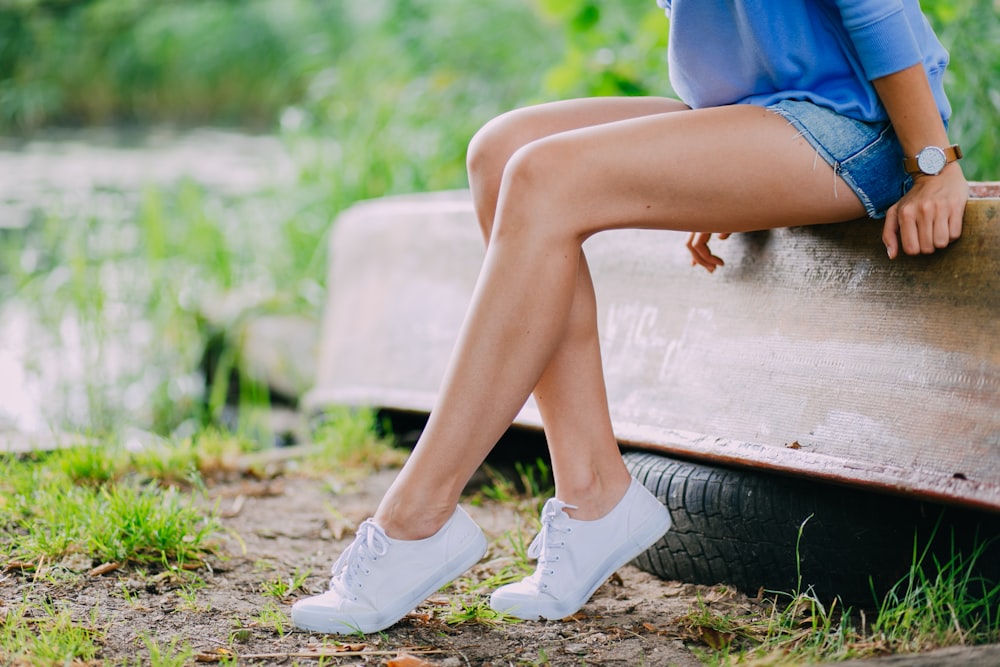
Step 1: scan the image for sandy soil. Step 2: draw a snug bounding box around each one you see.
[3,463,738,666]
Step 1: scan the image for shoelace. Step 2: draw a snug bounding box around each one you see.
[328,519,390,600]
[527,498,578,591]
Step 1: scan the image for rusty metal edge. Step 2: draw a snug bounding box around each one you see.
[303,386,1000,514]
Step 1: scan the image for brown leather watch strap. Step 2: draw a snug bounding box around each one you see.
[903,144,963,175]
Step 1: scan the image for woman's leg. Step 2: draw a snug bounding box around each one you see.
[469,98,693,520]
[375,98,690,538]
[374,101,867,540]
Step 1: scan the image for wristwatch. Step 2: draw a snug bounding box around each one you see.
[903,144,963,176]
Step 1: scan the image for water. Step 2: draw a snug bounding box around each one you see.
[0,128,297,447]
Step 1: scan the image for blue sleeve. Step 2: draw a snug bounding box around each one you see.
[834,0,922,79]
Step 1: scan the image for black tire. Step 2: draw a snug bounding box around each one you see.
[624,451,1000,606]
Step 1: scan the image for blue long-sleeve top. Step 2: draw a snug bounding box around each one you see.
[655,0,951,123]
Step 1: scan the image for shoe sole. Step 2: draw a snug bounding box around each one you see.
[491,505,671,621]
[292,531,488,634]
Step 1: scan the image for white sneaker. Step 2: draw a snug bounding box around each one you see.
[490,478,671,620]
[291,506,487,634]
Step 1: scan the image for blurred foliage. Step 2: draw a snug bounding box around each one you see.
[920,0,1000,182]
[1,0,996,180]
[0,0,341,128]
[534,0,670,98]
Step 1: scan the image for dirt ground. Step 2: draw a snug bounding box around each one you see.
[4,463,735,666]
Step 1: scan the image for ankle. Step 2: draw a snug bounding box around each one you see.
[373,498,457,541]
[555,468,632,521]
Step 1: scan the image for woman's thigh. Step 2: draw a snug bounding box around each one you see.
[470,96,690,157]
[468,97,690,227]
[499,103,868,239]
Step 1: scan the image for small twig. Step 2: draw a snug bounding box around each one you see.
[88,562,120,577]
[204,649,445,661]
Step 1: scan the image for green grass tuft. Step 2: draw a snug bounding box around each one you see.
[0,601,105,667]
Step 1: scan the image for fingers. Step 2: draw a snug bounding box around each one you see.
[884,168,967,259]
[882,206,900,260]
[686,232,726,273]
[894,199,962,256]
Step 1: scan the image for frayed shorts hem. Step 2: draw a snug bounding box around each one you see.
[765,99,912,219]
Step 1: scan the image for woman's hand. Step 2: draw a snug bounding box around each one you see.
[882,163,968,259]
[686,232,731,273]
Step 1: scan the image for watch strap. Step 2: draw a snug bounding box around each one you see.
[903,144,963,175]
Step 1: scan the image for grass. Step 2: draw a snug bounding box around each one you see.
[0,428,268,569]
[2,427,997,664]
[678,524,1000,666]
[252,602,290,637]
[0,602,204,667]
[2,462,219,569]
[872,533,1000,651]
[0,410,402,571]
[0,601,105,667]
[137,634,195,667]
[0,409,402,665]
[478,458,555,507]
[261,567,312,601]
[304,408,408,479]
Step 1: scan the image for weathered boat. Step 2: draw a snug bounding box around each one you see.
[305,183,1000,601]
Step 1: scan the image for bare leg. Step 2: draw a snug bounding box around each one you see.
[377,98,687,536]
[375,101,866,539]
[466,98,691,520]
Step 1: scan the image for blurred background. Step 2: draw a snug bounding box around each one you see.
[1,0,997,448]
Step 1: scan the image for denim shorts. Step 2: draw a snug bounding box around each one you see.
[766,99,911,219]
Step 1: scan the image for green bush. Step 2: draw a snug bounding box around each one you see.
[1,0,995,178]
[0,0,344,128]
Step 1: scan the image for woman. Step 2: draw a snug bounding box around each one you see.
[292,0,968,634]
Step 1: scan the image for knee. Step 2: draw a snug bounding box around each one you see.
[492,139,579,243]
[502,138,569,205]
[466,109,535,190]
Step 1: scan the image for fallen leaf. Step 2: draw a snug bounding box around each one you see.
[703,586,736,603]
[659,582,690,597]
[195,648,234,663]
[325,513,354,541]
[424,594,451,606]
[387,653,436,667]
[334,643,367,653]
[699,626,734,650]
[404,611,433,622]
[303,642,369,654]
[4,561,36,572]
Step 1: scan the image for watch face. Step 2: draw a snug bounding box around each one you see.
[916,146,947,175]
